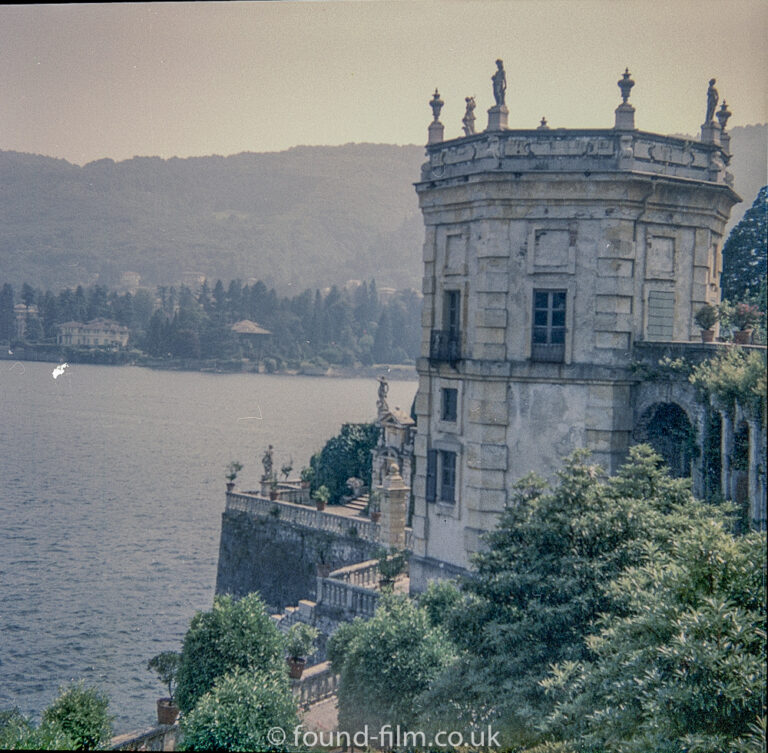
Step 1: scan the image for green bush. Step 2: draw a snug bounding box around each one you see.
[180,668,298,751]
[0,708,76,750]
[175,593,286,714]
[41,681,113,750]
[542,523,766,752]
[328,592,456,734]
[417,447,720,744]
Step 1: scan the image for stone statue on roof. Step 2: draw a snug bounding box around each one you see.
[462,97,476,136]
[492,59,506,106]
[377,375,389,418]
[705,79,718,124]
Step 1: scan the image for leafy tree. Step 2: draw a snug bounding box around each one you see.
[147,651,181,700]
[175,593,286,713]
[327,592,456,734]
[541,521,766,753]
[41,680,113,750]
[179,668,298,751]
[309,422,380,503]
[0,708,76,750]
[418,447,717,744]
[721,185,767,302]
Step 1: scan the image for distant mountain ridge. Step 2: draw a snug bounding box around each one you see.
[0,126,764,292]
[0,143,425,292]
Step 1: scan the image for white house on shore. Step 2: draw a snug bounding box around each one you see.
[57,318,130,348]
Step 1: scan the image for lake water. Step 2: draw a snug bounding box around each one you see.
[0,360,417,732]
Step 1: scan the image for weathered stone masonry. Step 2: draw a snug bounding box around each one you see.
[408,69,764,590]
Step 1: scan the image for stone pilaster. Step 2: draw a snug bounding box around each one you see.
[379,463,408,550]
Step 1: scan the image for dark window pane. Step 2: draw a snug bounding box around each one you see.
[532,289,567,361]
[441,388,457,421]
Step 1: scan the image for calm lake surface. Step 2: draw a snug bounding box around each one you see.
[0,360,417,731]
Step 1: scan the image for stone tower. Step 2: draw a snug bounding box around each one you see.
[409,68,743,590]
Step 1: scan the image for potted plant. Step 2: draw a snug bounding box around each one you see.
[299,466,314,490]
[376,547,409,590]
[693,304,718,342]
[147,651,180,725]
[285,623,319,679]
[225,461,243,492]
[731,302,762,344]
[313,484,330,512]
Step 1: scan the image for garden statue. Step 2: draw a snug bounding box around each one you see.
[377,375,389,417]
[462,96,476,136]
[705,78,718,124]
[492,59,506,106]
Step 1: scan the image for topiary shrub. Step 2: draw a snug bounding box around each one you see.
[175,593,286,714]
[180,668,298,751]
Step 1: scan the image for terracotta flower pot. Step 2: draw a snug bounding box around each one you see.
[157,698,179,725]
[287,657,306,679]
[370,511,381,522]
[700,329,715,343]
[734,329,753,344]
[317,563,332,578]
[316,500,326,512]
[226,482,235,492]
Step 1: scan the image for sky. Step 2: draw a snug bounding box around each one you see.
[0,0,766,166]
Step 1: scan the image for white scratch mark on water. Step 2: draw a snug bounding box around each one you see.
[52,363,69,380]
[237,405,264,421]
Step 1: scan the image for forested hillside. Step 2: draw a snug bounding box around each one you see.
[0,144,424,292]
[0,126,763,293]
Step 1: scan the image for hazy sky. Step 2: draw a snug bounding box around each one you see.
[1,0,766,165]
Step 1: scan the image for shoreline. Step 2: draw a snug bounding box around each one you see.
[0,350,417,381]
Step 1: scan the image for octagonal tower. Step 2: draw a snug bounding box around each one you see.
[410,68,741,589]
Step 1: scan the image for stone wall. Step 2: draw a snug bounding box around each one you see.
[215,508,378,610]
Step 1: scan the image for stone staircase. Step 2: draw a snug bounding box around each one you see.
[342,493,368,516]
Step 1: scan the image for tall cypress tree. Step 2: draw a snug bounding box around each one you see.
[721,185,767,301]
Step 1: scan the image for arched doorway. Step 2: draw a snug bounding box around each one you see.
[634,402,695,478]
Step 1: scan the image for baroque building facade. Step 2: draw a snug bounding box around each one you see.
[409,66,764,590]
